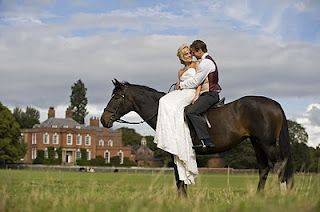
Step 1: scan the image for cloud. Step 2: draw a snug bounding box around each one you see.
[296,103,320,147]
[1,0,319,143]
[307,104,320,126]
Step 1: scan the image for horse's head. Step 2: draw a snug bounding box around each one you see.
[101,79,133,128]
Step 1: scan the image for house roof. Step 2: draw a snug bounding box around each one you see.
[34,118,83,129]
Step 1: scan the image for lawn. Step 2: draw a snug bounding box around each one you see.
[0,169,319,211]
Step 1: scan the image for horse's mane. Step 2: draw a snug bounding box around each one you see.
[122,81,165,95]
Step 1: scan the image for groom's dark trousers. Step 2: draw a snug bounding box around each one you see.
[185,91,219,140]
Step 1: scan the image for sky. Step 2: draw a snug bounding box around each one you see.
[0,0,319,147]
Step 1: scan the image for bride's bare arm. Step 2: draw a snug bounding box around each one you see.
[191,61,201,103]
[176,68,185,90]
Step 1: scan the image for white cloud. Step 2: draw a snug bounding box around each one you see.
[1,0,319,143]
[296,103,320,147]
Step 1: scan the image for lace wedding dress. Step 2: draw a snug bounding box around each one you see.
[154,68,198,184]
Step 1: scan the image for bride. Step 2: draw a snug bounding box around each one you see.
[154,44,201,184]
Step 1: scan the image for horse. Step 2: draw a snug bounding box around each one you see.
[101,79,294,197]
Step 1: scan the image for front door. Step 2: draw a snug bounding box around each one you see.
[66,151,73,164]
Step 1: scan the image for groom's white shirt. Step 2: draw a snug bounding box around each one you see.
[179,53,216,89]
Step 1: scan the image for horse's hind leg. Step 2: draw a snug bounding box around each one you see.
[251,139,270,192]
[258,141,291,191]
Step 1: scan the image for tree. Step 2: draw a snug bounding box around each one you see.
[291,142,312,171]
[13,106,40,128]
[223,139,258,169]
[120,127,143,146]
[288,120,308,144]
[69,79,88,124]
[0,102,27,162]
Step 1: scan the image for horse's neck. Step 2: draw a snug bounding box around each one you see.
[129,88,164,130]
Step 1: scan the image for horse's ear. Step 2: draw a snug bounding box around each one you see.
[112,79,116,86]
[112,78,122,87]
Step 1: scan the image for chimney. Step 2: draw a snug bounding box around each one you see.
[48,107,55,119]
[90,117,100,127]
[65,108,73,119]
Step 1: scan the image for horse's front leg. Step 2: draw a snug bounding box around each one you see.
[171,155,187,198]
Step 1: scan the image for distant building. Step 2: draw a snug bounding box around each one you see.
[21,107,133,165]
[134,137,163,167]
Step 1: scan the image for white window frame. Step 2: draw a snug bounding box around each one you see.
[32,133,37,144]
[54,148,58,159]
[118,150,124,164]
[99,139,104,147]
[85,134,91,146]
[44,148,48,159]
[32,148,37,159]
[104,150,110,164]
[76,149,81,160]
[87,149,91,160]
[66,133,73,145]
[76,134,82,145]
[108,139,113,147]
[52,133,59,144]
[43,133,49,144]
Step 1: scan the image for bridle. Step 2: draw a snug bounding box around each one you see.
[104,83,176,125]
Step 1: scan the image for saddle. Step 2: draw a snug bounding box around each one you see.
[211,97,225,108]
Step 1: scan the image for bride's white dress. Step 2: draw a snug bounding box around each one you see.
[154,68,198,184]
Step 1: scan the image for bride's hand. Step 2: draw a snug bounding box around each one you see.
[175,82,180,90]
[192,95,199,104]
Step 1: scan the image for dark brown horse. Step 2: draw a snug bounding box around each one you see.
[101,79,294,197]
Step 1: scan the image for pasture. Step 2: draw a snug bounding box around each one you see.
[0,169,319,212]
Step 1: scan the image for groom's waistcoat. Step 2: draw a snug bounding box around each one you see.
[200,55,222,94]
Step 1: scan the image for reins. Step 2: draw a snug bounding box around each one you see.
[114,83,176,125]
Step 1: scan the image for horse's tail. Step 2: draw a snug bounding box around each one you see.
[278,107,294,188]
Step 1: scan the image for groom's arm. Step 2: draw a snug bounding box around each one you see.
[180,60,214,89]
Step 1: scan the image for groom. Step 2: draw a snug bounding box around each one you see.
[178,40,221,149]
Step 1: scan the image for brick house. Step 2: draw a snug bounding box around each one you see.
[21,107,133,165]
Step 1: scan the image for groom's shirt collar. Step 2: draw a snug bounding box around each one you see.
[201,52,209,60]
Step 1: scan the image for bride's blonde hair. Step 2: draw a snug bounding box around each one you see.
[177,44,190,64]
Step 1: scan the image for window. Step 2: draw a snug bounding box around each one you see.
[32,133,37,144]
[98,140,104,147]
[108,140,113,147]
[118,150,124,164]
[43,133,49,144]
[52,133,59,144]
[87,149,91,160]
[85,135,91,146]
[76,134,82,145]
[20,133,24,143]
[54,148,58,159]
[76,149,81,160]
[31,148,37,159]
[67,133,73,145]
[52,125,58,128]
[44,148,48,159]
[104,151,110,164]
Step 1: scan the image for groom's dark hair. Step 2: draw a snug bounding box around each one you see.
[190,40,207,52]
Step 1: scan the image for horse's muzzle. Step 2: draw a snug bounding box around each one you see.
[100,112,114,128]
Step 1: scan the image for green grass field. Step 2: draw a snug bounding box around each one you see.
[0,169,319,212]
